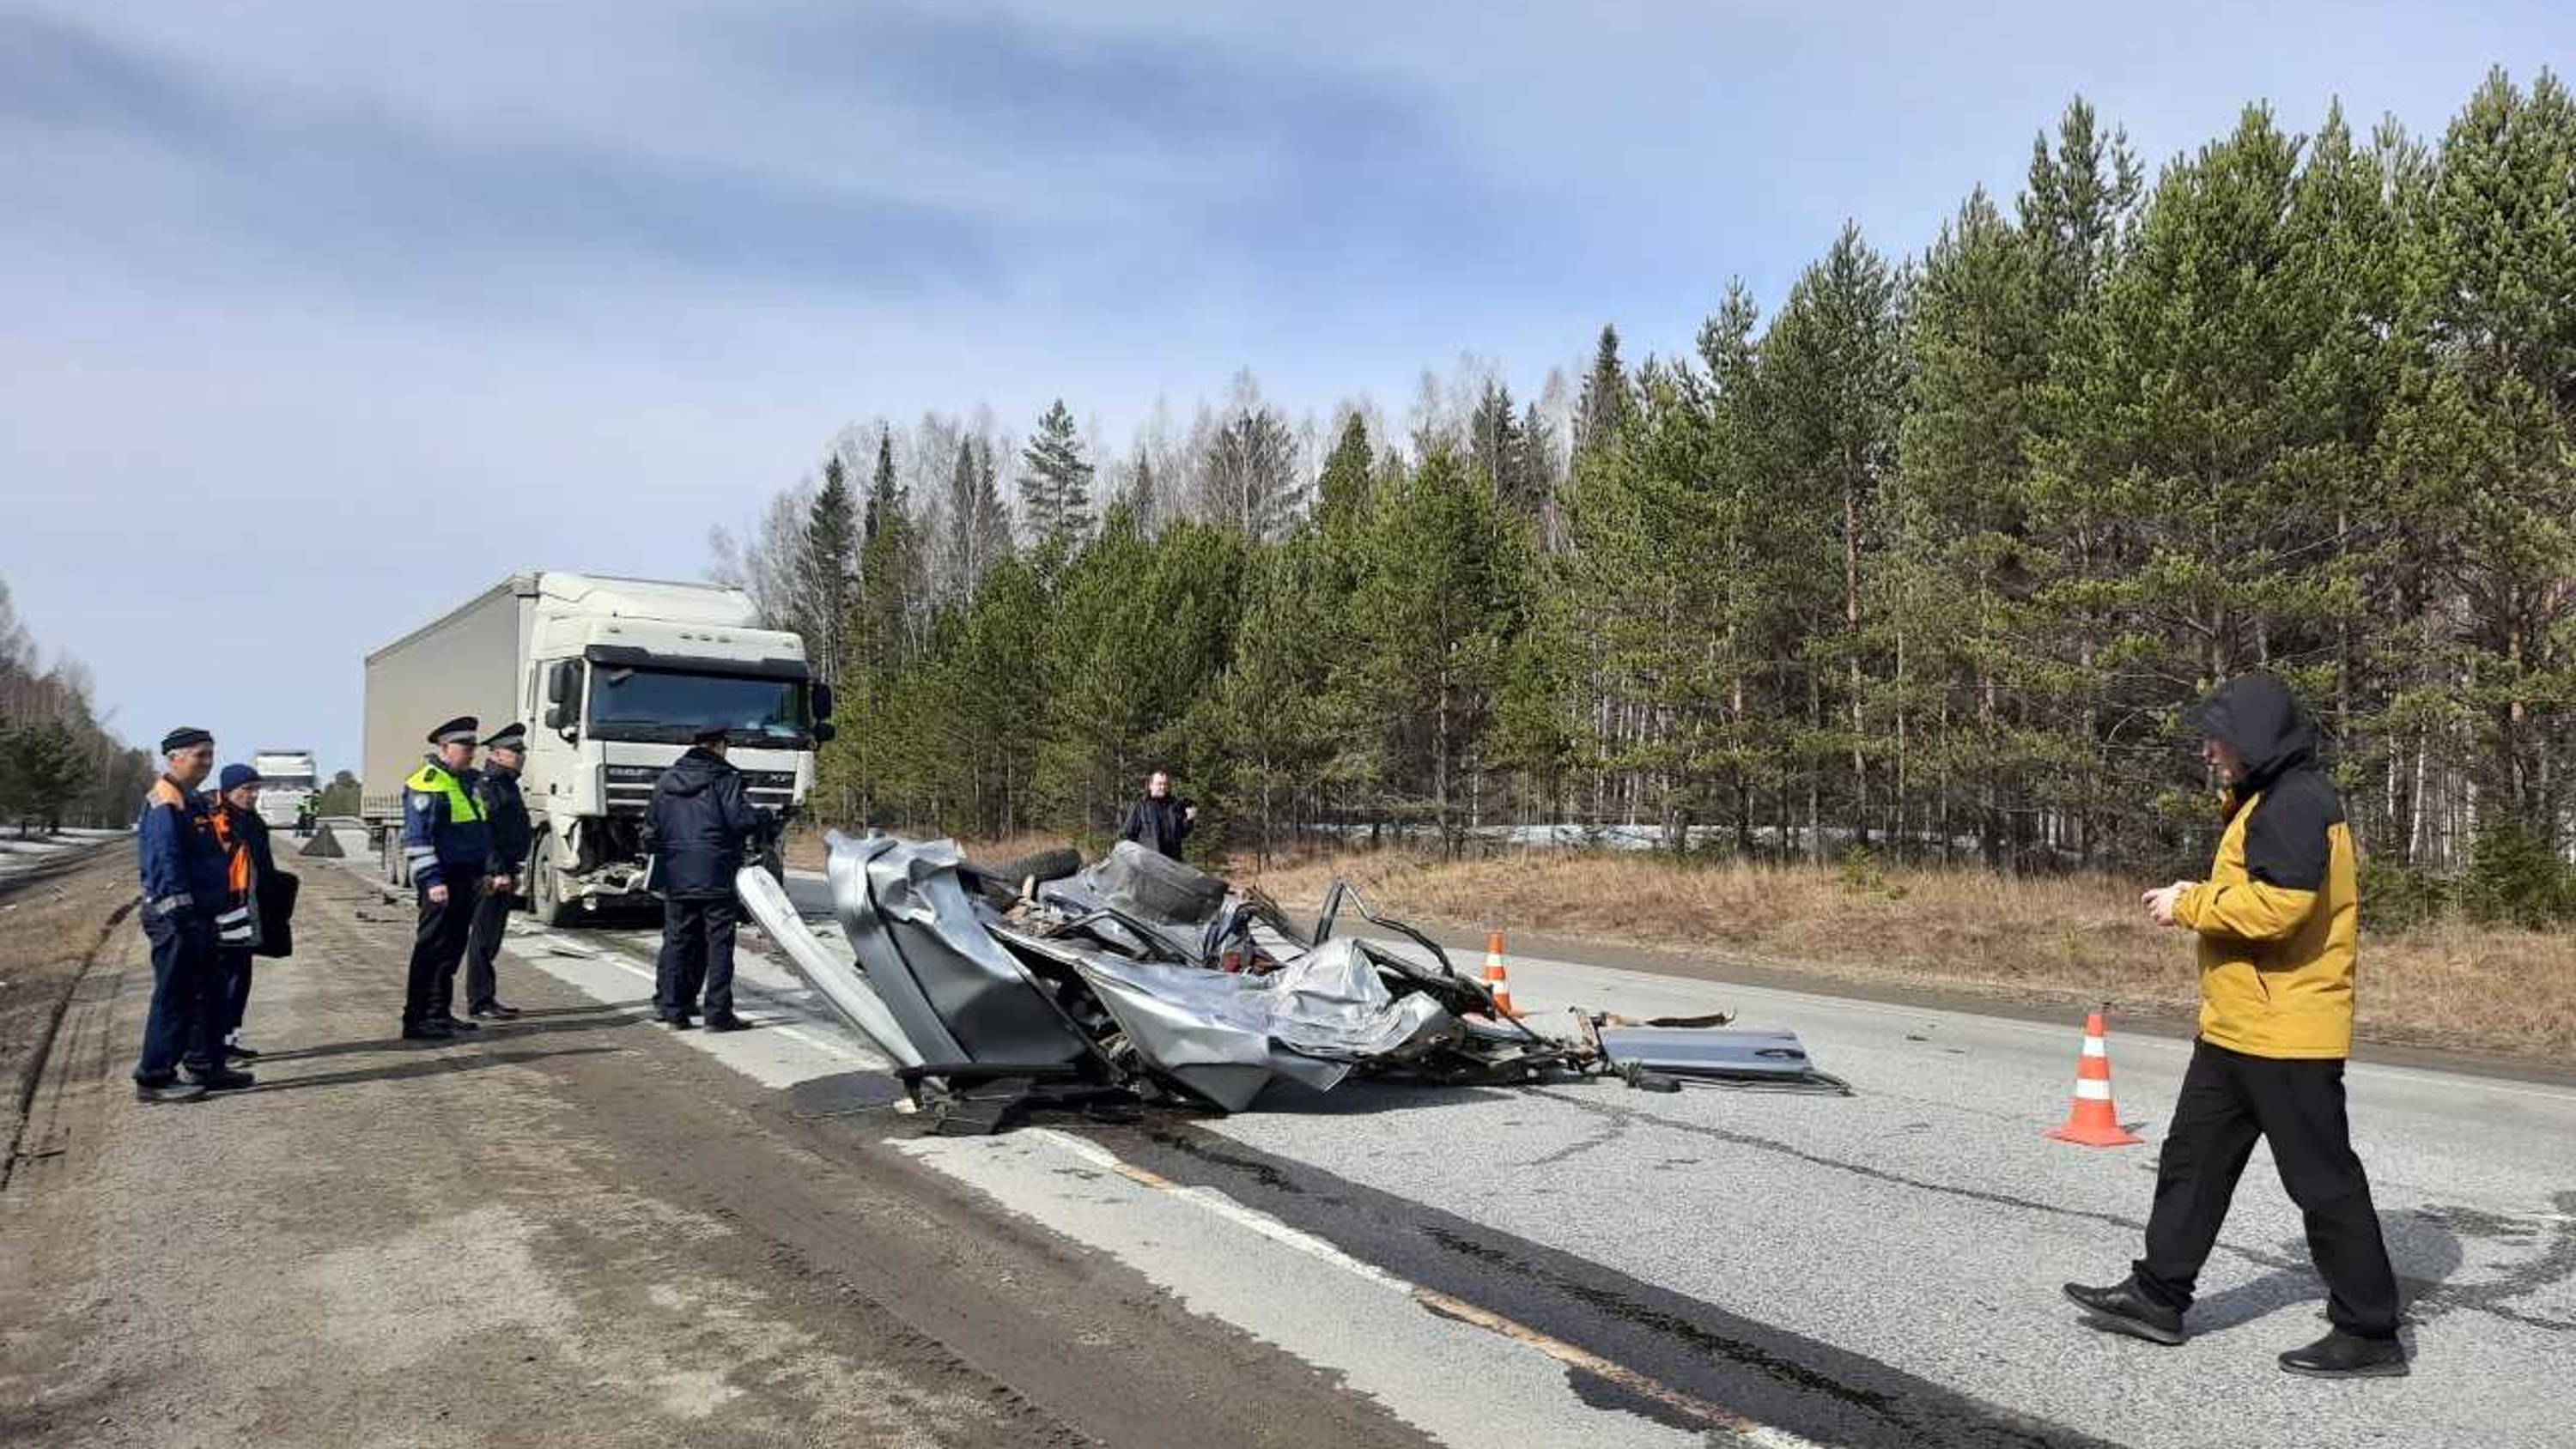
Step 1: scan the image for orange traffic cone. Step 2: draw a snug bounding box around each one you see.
[2046,1009,2143,1147]
[1482,931,1518,1017]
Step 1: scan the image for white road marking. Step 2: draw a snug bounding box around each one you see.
[1005,1128,1836,1448]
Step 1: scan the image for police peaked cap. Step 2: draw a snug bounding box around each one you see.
[160,726,213,754]
[427,716,480,746]
[481,722,528,752]
[690,724,731,745]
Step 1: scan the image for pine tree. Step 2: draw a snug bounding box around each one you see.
[1018,399,1096,549]
[939,437,1012,603]
[1344,445,1531,853]
[1467,379,1533,509]
[1573,324,1631,459]
[1759,222,1905,857]
[1899,185,2050,864]
[794,454,859,686]
[2385,68,2576,848]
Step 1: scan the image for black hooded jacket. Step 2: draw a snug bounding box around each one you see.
[644,747,772,899]
[2181,671,2336,893]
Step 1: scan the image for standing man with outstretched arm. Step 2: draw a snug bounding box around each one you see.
[465,722,532,1020]
[2065,671,2406,1379]
[1117,769,1196,861]
[131,728,249,1102]
[400,717,490,1041]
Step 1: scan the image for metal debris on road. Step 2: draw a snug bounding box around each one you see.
[737,834,1848,1131]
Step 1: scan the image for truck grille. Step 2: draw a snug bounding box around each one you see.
[602,765,797,817]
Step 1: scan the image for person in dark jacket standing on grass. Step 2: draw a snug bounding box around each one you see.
[1118,769,1195,860]
[465,723,533,1020]
[132,727,249,1102]
[2065,671,2406,1379]
[208,762,276,1061]
[646,725,772,1032]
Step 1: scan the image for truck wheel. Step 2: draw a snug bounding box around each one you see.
[967,846,1083,888]
[958,846,1083,908]
[530,840,580,929]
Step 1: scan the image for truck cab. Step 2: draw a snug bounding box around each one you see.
[251,749,319,831]
[363,573,833,925]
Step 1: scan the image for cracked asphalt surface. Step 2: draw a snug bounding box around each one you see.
[6,840,2571,1448]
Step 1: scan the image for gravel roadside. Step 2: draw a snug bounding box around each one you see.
[0,850,1435,1449]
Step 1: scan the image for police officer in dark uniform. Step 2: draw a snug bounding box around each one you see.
[645,724,772,1031]
[400,717,490,1040]
[133,727,250,1101]
[465,722,532,1020]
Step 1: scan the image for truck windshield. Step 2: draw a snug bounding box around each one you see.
[586,668,809,746]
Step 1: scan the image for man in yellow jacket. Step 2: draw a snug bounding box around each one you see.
[2065,672,2405,1379]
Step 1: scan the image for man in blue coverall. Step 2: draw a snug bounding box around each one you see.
[400,716,491,1040]
[133,726,252,1102]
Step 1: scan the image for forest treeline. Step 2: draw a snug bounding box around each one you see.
[0,580,155,834]
[711,72,2576,924]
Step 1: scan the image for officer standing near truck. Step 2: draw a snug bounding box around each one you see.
[400,717,490,1040]
[645,724,772,1032]
[465,723,532,1020]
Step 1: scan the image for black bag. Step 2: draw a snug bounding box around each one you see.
[253,869,301,959]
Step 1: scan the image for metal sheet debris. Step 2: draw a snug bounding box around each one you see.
[739,831,1848,1130]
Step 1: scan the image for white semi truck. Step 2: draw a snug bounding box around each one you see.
[361,572,833,925]
[250,749,319,830]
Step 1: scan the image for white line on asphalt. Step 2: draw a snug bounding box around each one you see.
[528,941,878,1066]
[1014,1128,1836,1449]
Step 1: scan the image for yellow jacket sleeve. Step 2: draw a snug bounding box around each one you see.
[2176,879,2316,942]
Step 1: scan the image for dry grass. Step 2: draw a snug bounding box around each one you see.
[1230,846,2576,1063]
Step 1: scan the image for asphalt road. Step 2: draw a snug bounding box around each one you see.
[361,856,2576,1448]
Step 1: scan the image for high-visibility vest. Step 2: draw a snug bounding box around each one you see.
[405,762,485,825]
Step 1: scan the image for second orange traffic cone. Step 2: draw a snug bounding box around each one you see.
[1482,931,1518,1017]
[2046,1009,2143,1147]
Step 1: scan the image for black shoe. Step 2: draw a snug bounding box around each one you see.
[402,1020,454,1041]
[659,1013,696,1030]
[135,1076,209,1104]
[2063,1279,2187,1346]
[468,1003,522,1020]
[2279,1330,2409,1379]
[225,1043,260,1061]
[184,1065,255,1092]
[434,1014,480,1032]
[703,1012,751,1033]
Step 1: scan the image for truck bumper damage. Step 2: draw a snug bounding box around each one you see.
[737,834,1848,1133]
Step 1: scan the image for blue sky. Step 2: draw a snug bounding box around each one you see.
[0,0,2562,776]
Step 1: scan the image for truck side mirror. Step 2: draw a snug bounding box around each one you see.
[811,721,837,744]
[543,661,577,736]
[811,683,835,721]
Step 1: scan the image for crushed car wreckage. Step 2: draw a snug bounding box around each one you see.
[736,834,1850,1132]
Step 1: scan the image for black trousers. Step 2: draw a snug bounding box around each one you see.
[465,883,513,1011]
[217,946,253,1041]
[2133,1040,2401,1338]
[135,910,223,1080]
[654,895,738,1019]
[404,883,476,1027]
